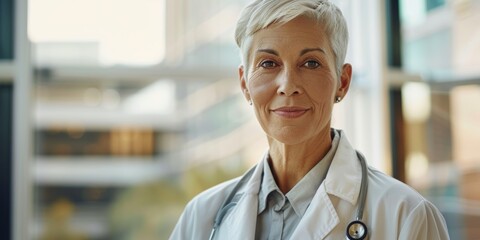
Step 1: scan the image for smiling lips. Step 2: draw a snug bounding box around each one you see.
[271,107,309,118]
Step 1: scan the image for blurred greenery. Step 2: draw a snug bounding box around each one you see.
[39,199,88,240]
[108,160,248,239]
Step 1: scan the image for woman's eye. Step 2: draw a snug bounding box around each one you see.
[303,60,320,69]
[260,60,277,69]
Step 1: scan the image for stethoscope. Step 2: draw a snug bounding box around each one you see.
[209,151,369,240]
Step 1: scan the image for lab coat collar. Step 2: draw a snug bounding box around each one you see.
[323,129,362,205]
[289,129,362,239]
[255,130,361,205]
[216,152,266,239]
[219,131,362,239]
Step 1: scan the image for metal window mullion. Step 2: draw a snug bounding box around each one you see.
[12,0,33,238]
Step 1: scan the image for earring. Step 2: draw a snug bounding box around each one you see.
[248,100,252,105]
[335,96,342,103]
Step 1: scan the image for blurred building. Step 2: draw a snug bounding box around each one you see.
[398,0,480,238]
[0,0,479,239]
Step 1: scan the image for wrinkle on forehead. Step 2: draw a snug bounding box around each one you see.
[252,17,332,54]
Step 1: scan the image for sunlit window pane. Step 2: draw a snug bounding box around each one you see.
[29,0,166,66]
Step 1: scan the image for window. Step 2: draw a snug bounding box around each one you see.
[399,0,480,238]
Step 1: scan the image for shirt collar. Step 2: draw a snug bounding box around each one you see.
[257,129,341,217]
[286,130,340,216]
[257,154,282,214]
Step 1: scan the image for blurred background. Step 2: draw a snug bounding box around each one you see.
[1,0,479,239]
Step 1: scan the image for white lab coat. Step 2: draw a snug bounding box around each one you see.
[170,131,449,239]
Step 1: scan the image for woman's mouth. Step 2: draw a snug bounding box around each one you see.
[271,107,309,118]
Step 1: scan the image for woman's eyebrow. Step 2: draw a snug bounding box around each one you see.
[255,48,326,57]
[256,49,279,56]
[300,48,326,56]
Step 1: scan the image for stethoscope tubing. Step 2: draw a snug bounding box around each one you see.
[346,151,369,240]
[356,151,368,221]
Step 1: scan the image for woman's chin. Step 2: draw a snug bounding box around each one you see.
[267,131,309,146]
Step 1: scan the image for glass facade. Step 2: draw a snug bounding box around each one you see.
[0,0,14,238]
[28,1,256,238]
[400,0,480,238]
[0,0,14,60]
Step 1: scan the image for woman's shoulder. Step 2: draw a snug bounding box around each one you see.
[170,176,244,239]
[187,176,242,210]
[366,166,431,211]
[365,167,449,239]
[171,177,242,236]
[368,167,426,204]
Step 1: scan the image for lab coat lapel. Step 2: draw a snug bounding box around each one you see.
[221,192,258,239]
[219,154,265,239]
[324,131,362,205]
[290,130,363,239]
[289,183,340,239]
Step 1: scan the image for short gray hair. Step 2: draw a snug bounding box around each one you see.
[235,0,349,77]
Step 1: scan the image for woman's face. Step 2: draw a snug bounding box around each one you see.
[240,16,351,145]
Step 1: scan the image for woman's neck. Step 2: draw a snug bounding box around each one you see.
[267,128,333,193]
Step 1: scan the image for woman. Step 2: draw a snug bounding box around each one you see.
[170,0,449,239]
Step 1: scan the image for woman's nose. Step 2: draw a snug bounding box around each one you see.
[277,69,303,96]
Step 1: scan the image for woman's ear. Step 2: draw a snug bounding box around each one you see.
[336,63,352,99]
[239,65,251,103]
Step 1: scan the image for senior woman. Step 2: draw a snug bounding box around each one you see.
[170,0,449,239]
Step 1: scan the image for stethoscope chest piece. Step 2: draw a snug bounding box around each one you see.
[346,220,367,240]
